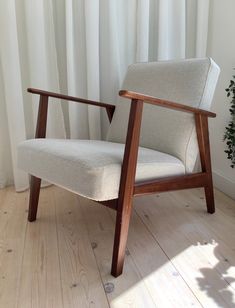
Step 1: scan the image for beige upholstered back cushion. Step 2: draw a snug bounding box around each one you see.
[107,58,220,173]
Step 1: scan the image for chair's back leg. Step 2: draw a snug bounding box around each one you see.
[204,184,215,214]
[28,176,41,221]
[195,114,215,214]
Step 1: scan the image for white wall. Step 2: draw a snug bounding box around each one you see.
[207,0,235,199]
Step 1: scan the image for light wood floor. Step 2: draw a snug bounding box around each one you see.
[0,186,235,308]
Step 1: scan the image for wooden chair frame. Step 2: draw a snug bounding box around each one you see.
[27,87,216,277]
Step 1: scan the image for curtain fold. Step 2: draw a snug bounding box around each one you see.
[0,0,210,191]
[0,0,28,190]
[85,0,101,140]
[136,0,150,62]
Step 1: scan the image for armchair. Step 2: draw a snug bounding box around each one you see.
[18,58,220,277]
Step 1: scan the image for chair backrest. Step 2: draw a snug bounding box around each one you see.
[107,58,220,172]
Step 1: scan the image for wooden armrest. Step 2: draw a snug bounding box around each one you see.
[119,90,216,118]
[28,88,115,121]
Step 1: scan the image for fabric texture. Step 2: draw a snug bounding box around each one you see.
[107,58,220,172]
[18,139,185,201]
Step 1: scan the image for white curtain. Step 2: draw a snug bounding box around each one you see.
[0,0,210,191]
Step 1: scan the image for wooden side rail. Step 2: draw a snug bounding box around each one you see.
[119,90,216,118]
[134,173,209,196]
[28,88,116,122]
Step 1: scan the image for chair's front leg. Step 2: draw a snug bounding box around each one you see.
[28,94,49,222]
[111,99,143,277]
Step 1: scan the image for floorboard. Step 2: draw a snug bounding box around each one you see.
[0,188,28,307]
[108,208,201,307]
[135,189,235,307]
[80,196,156,308]
[0,186,234,307]
[54,188,109,308]
[17,187,63,308]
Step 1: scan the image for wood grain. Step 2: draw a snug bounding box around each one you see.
[28,94,48,222]
[119,90,216,118]
[134,173,208,196]
[79,196,156,308]
[135,191,235,307]
[0,188,28,308]
[35,94,49,138]
[54,188,109,308]
[108,208,201,307]
[111,99,143,277]
[28,176,41,222]
[17,187,63,308]
[28,88,115,122]
[0,186,235,307]
[195,114,215,213]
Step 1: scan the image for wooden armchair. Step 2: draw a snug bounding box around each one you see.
[18,58,220,277]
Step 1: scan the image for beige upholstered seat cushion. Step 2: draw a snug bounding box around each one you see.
[18,139,185,201]
[107,58,220,172]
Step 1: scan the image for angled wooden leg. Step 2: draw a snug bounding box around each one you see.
[111,99,144,277]
[28,175,41,222]
[195,114,215,214]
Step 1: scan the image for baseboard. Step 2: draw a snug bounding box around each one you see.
[212,171,235,200]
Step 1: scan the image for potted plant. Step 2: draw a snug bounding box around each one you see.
[224,73,235,168]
